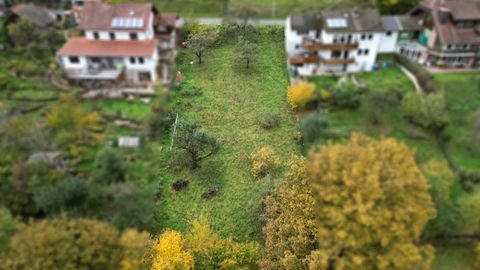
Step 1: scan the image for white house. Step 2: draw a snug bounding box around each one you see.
[57,2,180,84]
[285,9,424,76]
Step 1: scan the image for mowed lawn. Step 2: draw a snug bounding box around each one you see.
[118,0,360,18]
[153,33,298,241]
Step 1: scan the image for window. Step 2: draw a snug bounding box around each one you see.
[386,31,392,36]
[357,50,362,56]
[93,32,99,40]
[91,57,100,63]
[295,44,300,49]
[138,57,144,64]
[333,38,338,43]
[332,51,341,58]
[447,44,452,50]
[364,49,369,55]
[340,37,345,43]
[130,33,138,40]
[361,34,366,40]
[368,34,373,40]
[130,57,136,64]
[109,32,115,40]
[69,56,79,63]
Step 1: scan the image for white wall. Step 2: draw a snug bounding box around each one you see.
[378,31,399,53]
[61,55,87,69]
[285,16,305,55]
[85,30,150,41]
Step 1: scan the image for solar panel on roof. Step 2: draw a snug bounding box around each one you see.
[111,17,145,29]
[327,18,347,28]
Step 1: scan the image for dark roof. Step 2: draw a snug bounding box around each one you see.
[290,9,384,33]
[321,9,384,32]
[78,2,156,32]
[290,12,321,33]
[11,3,53,27]
[382,16,402,31]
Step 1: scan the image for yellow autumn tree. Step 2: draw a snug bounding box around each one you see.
[0,216,122,270]
[185,217,261,270]
[259,155,318,270]
[307,134,436,270]
[119,229,150,270]
[46,95,102,147]
[287,81,316,109]
[151,230,194,270]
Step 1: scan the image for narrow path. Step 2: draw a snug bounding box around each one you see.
[399,66,422,93]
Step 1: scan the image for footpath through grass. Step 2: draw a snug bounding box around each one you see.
[153,32,298,241]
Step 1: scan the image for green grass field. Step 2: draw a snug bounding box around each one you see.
[153,32,298,240]
[113,0,360,18]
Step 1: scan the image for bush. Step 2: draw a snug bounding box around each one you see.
[416,71,435,93]
[332,85,361,109]
[299,112,329,145]
[146,108,174,139]
[0,207,16,252]
[260,113,281,130]
[6,60,44,77]
[110,187,157,232]
[402,92,448,129]
[395,54,432,79]
[250,147,281,178]
[33,178,105,217]
[0,74,15,91]
[287,81,316,109]
[95,148,127,183]
[366,91,401,124]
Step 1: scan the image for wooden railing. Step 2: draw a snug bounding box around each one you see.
[303,41,359,51]
[289,55,355,66]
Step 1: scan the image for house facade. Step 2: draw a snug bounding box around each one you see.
[403,0,480,68]
[285,0,480,76]
[57,2,179,84]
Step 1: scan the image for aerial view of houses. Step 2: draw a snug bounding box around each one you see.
[0,0,479,269]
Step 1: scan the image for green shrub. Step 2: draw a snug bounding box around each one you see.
[33,178,105,217]
[332,85,361,109]
[110,187,157,231]
[0,74,15,91]
[95,148,127,183]
[299,112,329,145]
[146,108,174,139]
[0,207,16,252]
[7,60,44,77]
[401,92,448,129]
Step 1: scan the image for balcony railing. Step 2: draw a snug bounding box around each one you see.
[303,40,359,51]
[66,67,124,80]
[289,54,355,66]
[289,55,320,65]
[321,58,355,65]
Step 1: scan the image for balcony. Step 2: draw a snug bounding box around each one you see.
[303,40,359,51]
[289,55,320,65]
[66,67,124,80]
[320,58,355,65]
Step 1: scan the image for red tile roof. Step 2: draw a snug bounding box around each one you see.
[78,2,156,32]
[57,37,158,57]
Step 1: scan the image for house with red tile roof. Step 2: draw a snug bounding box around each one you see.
[57,1,180,84]
[400,0,480,69]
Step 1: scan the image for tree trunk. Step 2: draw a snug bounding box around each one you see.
[198,52,203,64]
[246,58,250,69]
[190,153,198,170]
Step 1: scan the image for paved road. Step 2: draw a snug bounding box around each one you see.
[196,17,284,26]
